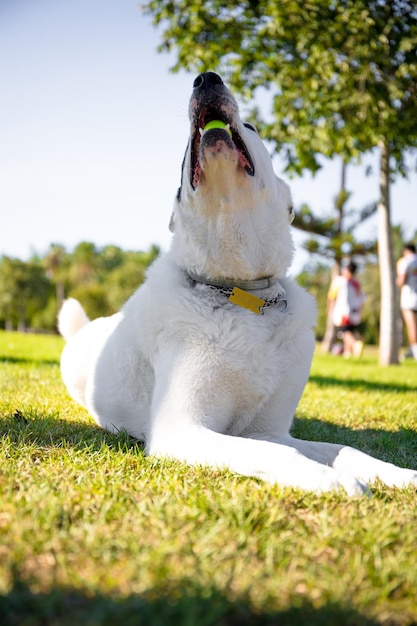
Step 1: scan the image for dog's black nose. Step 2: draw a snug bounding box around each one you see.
[193,72,223,91]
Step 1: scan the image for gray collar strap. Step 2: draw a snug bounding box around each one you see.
[187,269,276,291]
[186,270,288,314]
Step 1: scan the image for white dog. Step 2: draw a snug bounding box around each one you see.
[58,72,417,495]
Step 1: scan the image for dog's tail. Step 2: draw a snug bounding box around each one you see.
[58,298,90,341]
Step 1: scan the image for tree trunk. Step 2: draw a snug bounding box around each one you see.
[56,281,65,311]
[377,140,399,365]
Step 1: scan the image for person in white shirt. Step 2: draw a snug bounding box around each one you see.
[396,243,417,360]
[327,261,366,357]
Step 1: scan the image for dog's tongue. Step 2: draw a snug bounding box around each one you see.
[202,123,252,171]
[193,119,254,188]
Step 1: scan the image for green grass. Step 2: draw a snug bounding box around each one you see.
[1,329,417,625]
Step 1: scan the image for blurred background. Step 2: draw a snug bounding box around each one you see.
[1,0,416,359]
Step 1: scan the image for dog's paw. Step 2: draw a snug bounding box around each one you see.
[333,447,417,491]
[375,465,417,489]
[296,467,369,496]
[324,470,370,497]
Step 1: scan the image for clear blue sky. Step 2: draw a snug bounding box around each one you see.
[1,0,416,275]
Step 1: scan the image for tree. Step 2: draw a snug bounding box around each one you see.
[0,257,52,331]
[143,0,417,363]
[294,159,377,352]
[44,244,70,311]
[297,263,331,340]
[294,191,377,265]
[69,242,100,286]
[298,224,416,348]
[105,246,160,312]
[0,244,161,332]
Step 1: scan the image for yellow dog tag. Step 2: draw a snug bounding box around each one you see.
[229,287,265,314]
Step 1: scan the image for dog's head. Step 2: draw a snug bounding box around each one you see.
[170,72,295,280]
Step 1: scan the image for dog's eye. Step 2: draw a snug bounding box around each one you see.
[244,122,258,133]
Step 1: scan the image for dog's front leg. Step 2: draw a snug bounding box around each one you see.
[146,349,367,495]
[293,437,417,489]
[269,436,417,491]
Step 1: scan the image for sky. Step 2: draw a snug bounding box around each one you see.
[1,0,416,276]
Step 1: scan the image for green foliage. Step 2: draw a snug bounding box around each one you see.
[296,220,415,346]
[0,257,54,330]
[297,263,330,339]
[143,0,417,174]
[143,0,417,363]
[293,198,377,263]
[0,244,160,332]
[1,331,417,624]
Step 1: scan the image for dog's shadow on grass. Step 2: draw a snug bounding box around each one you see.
[3,407,417,470]
[291,417,417,469]
[0,578,381,626]
[1,410,144,454]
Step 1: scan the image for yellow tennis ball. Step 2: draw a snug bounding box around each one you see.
[203,120,232,136]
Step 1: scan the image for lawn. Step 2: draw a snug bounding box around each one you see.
[1,329,416,625]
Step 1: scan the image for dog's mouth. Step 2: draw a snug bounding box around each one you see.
[190,108,255,189]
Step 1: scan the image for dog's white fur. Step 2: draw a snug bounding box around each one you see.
[58,73,417,495]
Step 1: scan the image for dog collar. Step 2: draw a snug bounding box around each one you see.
[186,270,288,315]
[187,270,275,291]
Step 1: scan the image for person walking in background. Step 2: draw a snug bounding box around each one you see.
[396,243,417,361]
[327,261,366,358]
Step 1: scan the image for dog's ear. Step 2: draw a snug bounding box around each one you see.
[169,187,182,232]
[276,178,294,224]
[169,211,175,233]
